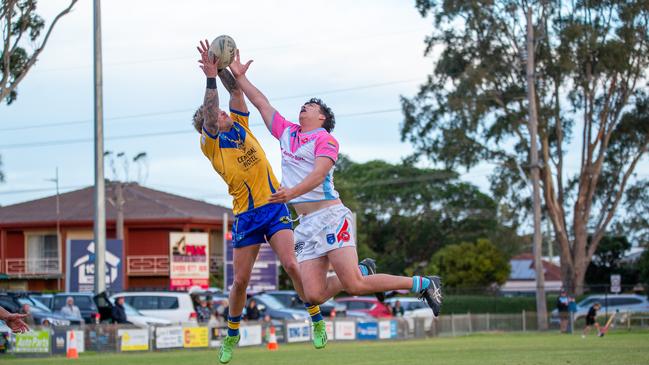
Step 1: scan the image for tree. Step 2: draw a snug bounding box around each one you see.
[585,235,638,287]
[402,1,649,294]
[335,155,522,275]
[1,0,77,104]
[638,249,649,294]
[427,239,511,289]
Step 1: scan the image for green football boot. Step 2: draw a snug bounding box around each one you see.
[218,334,240,364]
[312,320,328,349]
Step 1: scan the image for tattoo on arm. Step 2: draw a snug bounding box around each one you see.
[218,69,240,95]
[203,87,219,130]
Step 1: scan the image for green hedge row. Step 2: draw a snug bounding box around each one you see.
[441,295,559,314]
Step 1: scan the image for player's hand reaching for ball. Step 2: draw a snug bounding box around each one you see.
[268,186,295,204]
[229,49,253,78]
[197,39,218,78]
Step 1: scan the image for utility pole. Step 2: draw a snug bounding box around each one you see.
[115,182,125,240]
[526,8,548,330]
[46,168,61,290]
[93,0,106,294]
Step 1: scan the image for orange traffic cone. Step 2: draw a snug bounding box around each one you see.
[66,331,79,359]
[267,326,278,351]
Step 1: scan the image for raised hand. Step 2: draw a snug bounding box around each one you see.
[5,313,30,333]
[197,39,218,78]
[229,49,253,78]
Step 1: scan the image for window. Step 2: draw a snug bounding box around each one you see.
[130,296,158,310]
[26,233,59,273]
[158,297,179,309]
[344,301,373,310]
[609,298,642,306]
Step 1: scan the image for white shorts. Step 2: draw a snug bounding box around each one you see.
[294,204,356,262]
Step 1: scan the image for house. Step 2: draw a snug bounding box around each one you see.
[0,182,232,291]
[500,253,563,294]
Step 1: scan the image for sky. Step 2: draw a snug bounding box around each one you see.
[0,0,459,208]
[0,0,645,215]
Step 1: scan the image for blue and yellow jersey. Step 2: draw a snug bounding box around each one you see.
[200,109,280,215]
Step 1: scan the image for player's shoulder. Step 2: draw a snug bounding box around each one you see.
[315,129,338,145]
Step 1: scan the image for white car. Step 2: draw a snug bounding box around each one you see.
[551,294,649,322]
[111,292,197,324]
[108,298,171,327]
[385,297,434,331]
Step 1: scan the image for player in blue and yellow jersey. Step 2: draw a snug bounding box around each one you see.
[192,40,325,364]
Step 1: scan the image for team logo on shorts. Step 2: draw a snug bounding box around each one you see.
[326,234,336,245]
[295,241,305,255]
[336,219,351,243]
[279,215,291,224]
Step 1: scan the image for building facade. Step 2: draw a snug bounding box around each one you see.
[0,182,232,291]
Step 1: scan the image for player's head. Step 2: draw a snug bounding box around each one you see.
[192,105,233,133]
[594,302,601,309]
[299,98,335,132]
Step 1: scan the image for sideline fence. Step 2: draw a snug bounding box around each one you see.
[1,311,648,356]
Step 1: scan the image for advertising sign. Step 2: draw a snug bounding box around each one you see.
[286,321,311,343]
[610,274,621,294]
[170,233,209,290]
[67,330,84,353]
[183,327,209,348]
[334,321,356,340]
[326,321,334,340]
[118,329,149,351]
[239,325,263,347]
[14,330,50,353]
[209,327,221,348]
[52,328,67,355]
[155,326,184,349]
[225,241,278,291]
[67,239,123,292]
[357,321,379,340]
[378,320,398,339]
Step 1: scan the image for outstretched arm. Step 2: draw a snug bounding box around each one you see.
[197,39,220,135]
[0,306,29,333]
[228,50,276,130]
[218,68,248,114]
[268,157,334,203]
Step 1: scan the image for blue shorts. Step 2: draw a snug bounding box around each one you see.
[232,203,293,248]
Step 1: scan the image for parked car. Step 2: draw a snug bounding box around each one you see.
[51,292,100,324]
[335,296,393,318]
[104,297,171,327]
[385,297,434,331]
[111,292,199,324]
[0,292,80,326]
[31,293,53,309]
[265,290,347,317]
[550,294,649,322]
[248,293,309,320]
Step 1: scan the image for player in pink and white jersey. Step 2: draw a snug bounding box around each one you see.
[228,50,443,328]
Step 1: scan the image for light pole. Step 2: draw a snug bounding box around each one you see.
[93,0,106,294]
[46,167,61,290]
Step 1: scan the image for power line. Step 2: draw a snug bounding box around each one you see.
[0,108,403,150]
[0,79,418,133]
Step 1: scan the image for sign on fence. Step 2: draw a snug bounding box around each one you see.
[610,274,621,294]
[286,322,311,343]
[379,320,397,339]
[357,321,379,340]
[15,330,50,353]
[183,327,209,348]
[156,326,184,349]
[239,325,263,347]
[118,329,149,351]
[334,321,356,340]
[326,321,334,339]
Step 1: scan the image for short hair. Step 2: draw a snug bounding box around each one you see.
[305,98,335,132]
[192,105,204,133]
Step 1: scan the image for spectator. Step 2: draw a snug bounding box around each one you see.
[216,299,229,322]
[60,296,82,320]
[392,300,405,317]
[556,289,570,333]
[20,304,36,327]
[111,297,128,324]
[582,302,602,338]
[196,299,212,323]
[245,299,260,321]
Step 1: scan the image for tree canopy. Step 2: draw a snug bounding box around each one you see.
[403,0,649,294]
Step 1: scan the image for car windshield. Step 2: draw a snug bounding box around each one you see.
[255,294,285,310]
[122,302,141,316]
[17,297,51,313]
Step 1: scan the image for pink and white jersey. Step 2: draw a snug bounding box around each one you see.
[271,111,340,203]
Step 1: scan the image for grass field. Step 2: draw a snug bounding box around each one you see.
[3,331,649,365]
